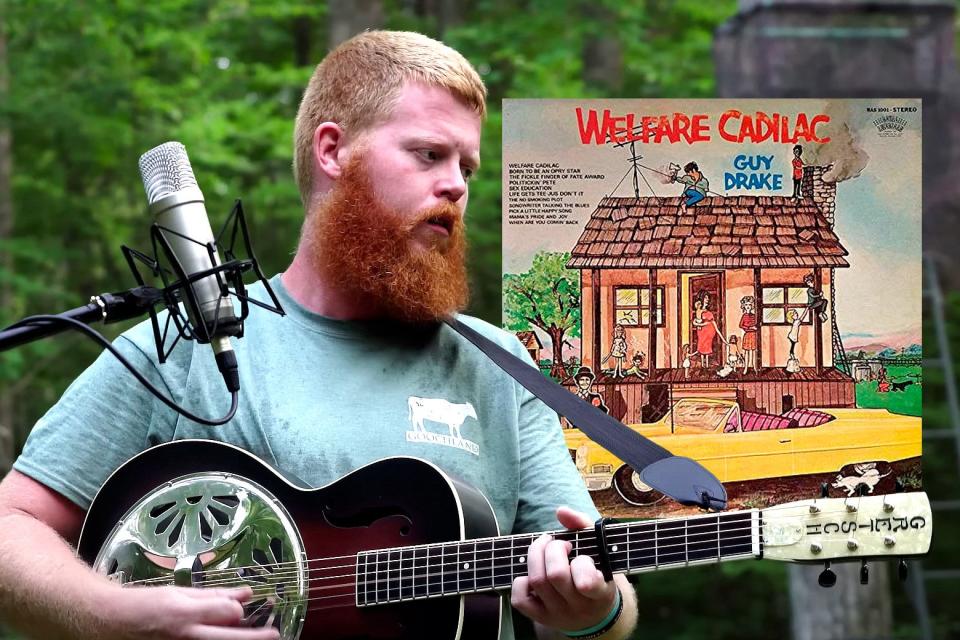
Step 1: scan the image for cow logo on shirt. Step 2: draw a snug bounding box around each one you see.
[406,397,480,455]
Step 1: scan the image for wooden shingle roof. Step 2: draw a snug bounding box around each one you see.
[567,195,849,269]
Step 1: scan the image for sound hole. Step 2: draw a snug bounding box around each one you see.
[207,505,230,526]
[167,513,186,547]
[154,511,177,535]
[198,512,213,542]
[149,502,175,518]
[213,495,240,507]
[269,537,283,562]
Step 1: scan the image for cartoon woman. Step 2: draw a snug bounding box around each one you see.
[604,324,628,377]
[739,295,759,374]
[692,291,723,368]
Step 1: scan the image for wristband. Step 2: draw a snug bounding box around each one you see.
[561,588,623,639]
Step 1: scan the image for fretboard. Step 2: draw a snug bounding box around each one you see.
[355,509,758,607]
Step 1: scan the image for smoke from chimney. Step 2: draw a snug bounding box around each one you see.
[806,101,870,183]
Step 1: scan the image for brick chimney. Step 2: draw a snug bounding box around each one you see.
[801,164,837,227]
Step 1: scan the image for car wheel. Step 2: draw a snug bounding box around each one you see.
[613,465,665,506]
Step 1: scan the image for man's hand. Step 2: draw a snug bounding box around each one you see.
[511,507,618,634]
[99,585,280,640]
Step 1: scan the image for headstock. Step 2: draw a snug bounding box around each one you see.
[761,492,931,565]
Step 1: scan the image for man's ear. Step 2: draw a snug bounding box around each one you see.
[313,122,349,180]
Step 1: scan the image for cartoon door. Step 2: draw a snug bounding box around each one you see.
[688,273,724,362]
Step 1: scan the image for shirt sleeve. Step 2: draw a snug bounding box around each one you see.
[509,352,601,534]
[13,328,181,510]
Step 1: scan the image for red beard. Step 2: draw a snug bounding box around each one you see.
[303,157,470,323]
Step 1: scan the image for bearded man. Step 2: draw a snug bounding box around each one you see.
[0,31,637,640]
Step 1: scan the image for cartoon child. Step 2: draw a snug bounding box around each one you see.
[624,352,647,379]
[804,273,828,323]
[681,344,692,379]
[604,324,628,377]
[672,161,709,213]
[718,335,742,378]
[785,308,805,374]
[573,366,608,413]
[877,366,891,393]
[791,144,804,199]
[738,295,759,374]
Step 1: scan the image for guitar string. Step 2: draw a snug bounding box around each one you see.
[192,530,909,620]
[123,516,758,587]
[127,524,757,592]
[191,521,759,590]
[125,504,912,589]
[136,531,761,612]
[126,500,907,588]
[202,523,909,597]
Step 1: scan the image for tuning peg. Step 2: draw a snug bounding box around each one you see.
[898,559,909,582]
[820,482,829,498]
[818,561,837,588]
[860,560,869,585]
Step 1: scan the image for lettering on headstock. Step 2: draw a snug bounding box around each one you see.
[806,516,927,536]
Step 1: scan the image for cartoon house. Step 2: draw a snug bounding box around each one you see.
[515,330,543,363]
[567,166,856,421]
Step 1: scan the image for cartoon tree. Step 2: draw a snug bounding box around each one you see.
[503,252,581,380]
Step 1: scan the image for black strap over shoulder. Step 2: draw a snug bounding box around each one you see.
[444,316,726,510]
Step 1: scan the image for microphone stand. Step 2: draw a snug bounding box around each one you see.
[0,286,165,352]
[0,199,284,426]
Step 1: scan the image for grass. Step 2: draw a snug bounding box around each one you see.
[855,365,921,417]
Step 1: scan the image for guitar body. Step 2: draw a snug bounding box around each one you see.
[77,440,502,640]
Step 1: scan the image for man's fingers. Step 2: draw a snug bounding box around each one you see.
[510,576,547,620]
[186,595,246,626]
[192,586,255,602]
[185,624,281,640]
[570,555,610,600]
[543,539,577,601]
[555,506,593,530]
[524,534,564,611]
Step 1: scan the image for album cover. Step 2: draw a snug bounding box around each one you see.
[502,99,922,517]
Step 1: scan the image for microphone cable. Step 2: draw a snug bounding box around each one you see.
[4,314,238,426]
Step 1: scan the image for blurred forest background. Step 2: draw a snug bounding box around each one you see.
[2,1,959,638]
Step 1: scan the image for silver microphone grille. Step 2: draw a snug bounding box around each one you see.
[138,141,201,205]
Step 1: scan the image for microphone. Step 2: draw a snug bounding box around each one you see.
[138,141,241,393]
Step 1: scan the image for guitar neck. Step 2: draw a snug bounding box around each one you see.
[356,509,760,606]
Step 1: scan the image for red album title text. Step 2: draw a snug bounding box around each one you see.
[575,108,831,145]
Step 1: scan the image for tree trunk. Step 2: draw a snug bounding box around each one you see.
[408,0,463,34]
[581,3,623,92]
[0,18,16,471]
[789,563,893,640]
[292,15,313,67]
[328,0,384,49]
[548,326,567,380]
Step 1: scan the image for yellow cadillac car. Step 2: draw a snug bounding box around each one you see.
[565,398,921,505]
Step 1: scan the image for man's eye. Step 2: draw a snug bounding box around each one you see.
[461,166,475,180]
[417,149,439,161]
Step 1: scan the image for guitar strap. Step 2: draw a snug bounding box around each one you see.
[444,316,727,510]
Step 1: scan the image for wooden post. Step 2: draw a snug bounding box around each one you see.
[592,269,602,370]
[814,267,824,373]
[753,267,762,370]
[648,269,658,377]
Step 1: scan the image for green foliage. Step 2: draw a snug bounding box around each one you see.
[855,365,922,417]
[503,251,581,336]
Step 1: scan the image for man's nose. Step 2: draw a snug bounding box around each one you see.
[435,162,467,203]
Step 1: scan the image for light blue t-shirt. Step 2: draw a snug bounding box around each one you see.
[15,274,600,639]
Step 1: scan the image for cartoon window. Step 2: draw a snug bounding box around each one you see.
[761,285,812,326]
[614,286,665,327]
